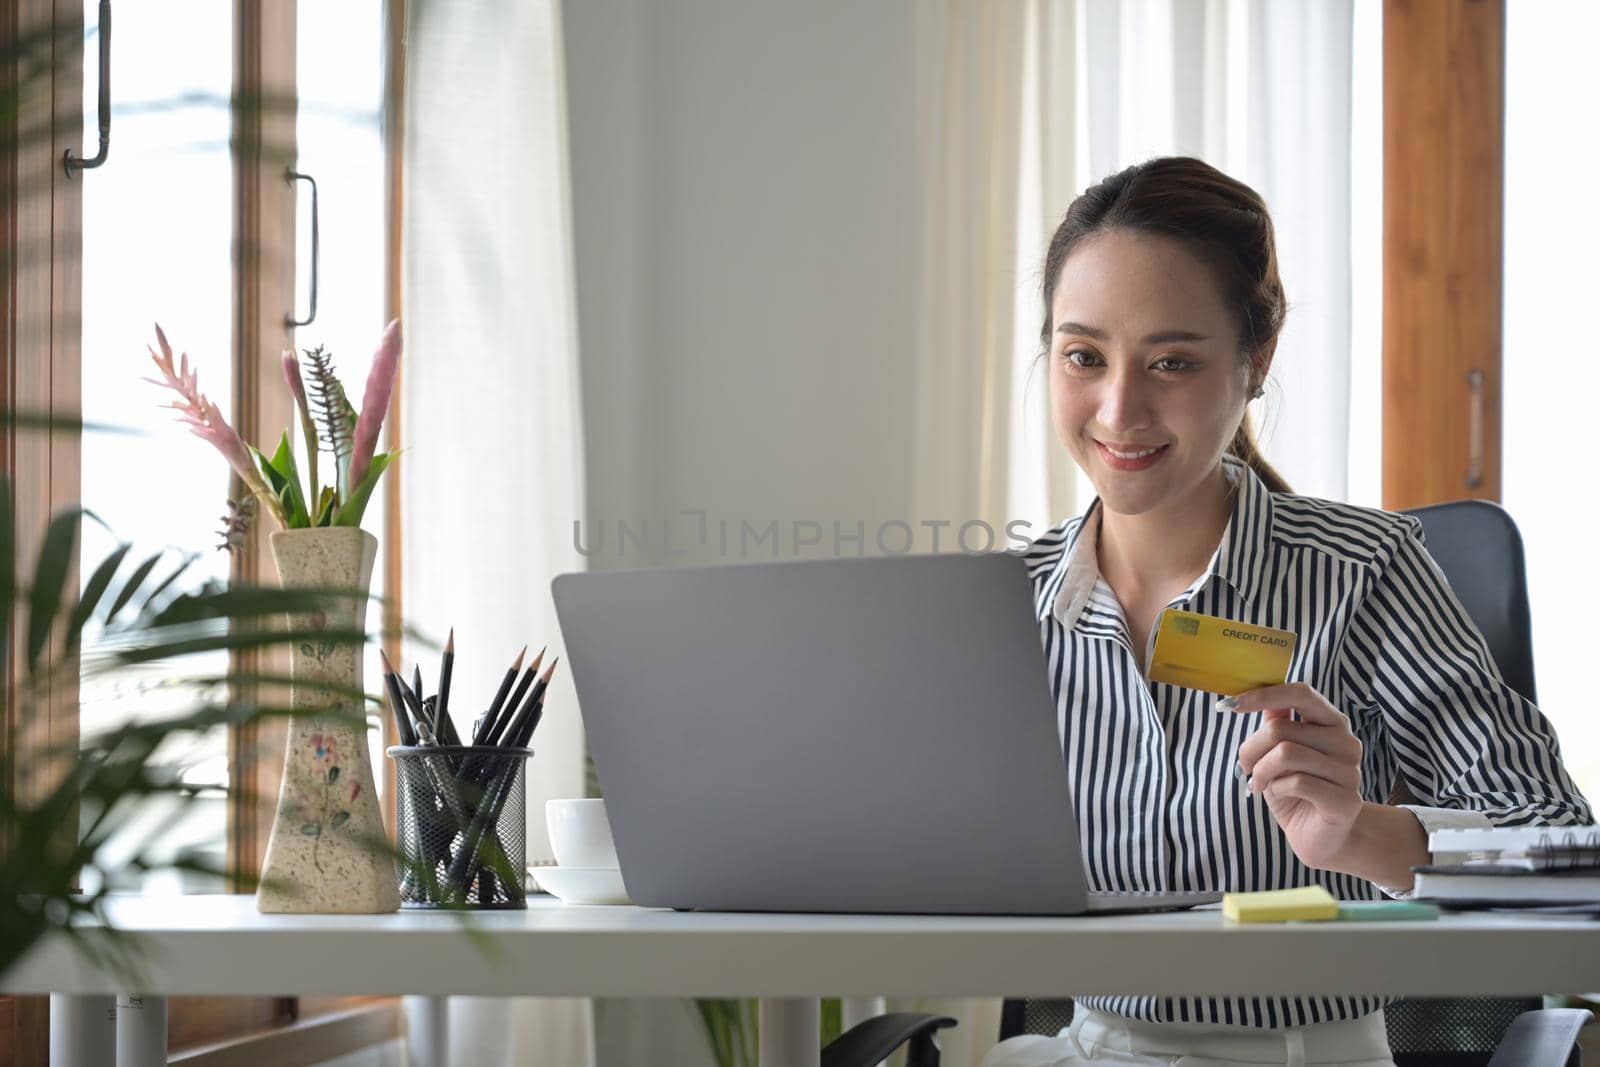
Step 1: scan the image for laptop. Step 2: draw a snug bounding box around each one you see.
[551,552,1220,915]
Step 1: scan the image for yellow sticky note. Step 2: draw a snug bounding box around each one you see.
[1223,886,1339,923]
[1148,609,1297,696]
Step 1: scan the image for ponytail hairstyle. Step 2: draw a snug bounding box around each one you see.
[1039,157,1292,494]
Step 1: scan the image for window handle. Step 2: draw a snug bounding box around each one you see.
[64,0,112,176]
[286,170,319,328]
[1465,368,1485,490]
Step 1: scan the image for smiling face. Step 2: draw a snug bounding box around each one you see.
[1048,229,1264,519]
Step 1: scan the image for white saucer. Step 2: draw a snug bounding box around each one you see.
[530,865,631,906]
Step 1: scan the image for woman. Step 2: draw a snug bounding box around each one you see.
[985,157,1591,1067]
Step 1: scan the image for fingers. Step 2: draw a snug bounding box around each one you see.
[1261,771,1364,820]
[1237,717,1363,774]
[1220,682,1344,726]
[1245,739,1361,795]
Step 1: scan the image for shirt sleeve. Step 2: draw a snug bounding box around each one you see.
[1372,805,1494,899]
[1345,516,1592,831]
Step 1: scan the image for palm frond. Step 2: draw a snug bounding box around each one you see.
[26,508,84,670]
[66,541,132,649]
[103,550,168,624]
[301,344,357,496]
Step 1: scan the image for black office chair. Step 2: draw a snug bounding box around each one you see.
[823,500,1591,1067]
[1385,500,1580,1066]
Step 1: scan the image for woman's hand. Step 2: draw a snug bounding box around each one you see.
[1224,683,1364,871]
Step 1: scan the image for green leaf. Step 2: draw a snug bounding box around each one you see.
[327,765,341,784]
[314,486,338,527]
[330,811,350,830]
[251,445,288,495]
[104,551,167,624]
[334,451,395,527]
[134,553,199,619]
[66,542,132,648]
[95,624,371,667]
[27,509,82,671]
[269,431,311,529]
[146,584,350,628]
[336,395,357,500]
[301,823,322,837]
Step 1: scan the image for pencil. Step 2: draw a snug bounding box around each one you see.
[455,661,557,901]
[503,657,558,748]
[473,646,526,746]
[501,661,538,728]
[484,648,544,747]
[378,649,418,746]
[412,665,427,721]
[437,628,456,726]
[436,701,461,747]
[396,670,427,731]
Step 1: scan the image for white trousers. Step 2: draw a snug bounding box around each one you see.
[981,1008,1397,1067]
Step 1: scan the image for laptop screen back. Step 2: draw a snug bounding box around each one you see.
[551,553,1090,915]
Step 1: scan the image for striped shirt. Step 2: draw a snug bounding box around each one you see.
[1024,455,1592,1028]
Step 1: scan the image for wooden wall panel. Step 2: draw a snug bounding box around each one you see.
[1382,0,1506,508]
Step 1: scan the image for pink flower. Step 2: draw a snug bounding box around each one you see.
[281,349,308,409]
[347,319,402,493]
[146,324,288,528]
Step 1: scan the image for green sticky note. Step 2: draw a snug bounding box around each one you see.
[1334,901,1441,922]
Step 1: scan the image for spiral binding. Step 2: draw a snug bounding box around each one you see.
[1528,829,1600,871]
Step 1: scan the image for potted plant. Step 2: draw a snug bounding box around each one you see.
[0,454,375,978]
[146,322,403,912]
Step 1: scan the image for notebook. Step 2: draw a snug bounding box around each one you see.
[552,553,1221,916]
[1414,825,1600,905]
[1411,868,1600,903]
[1428,825,1600,871]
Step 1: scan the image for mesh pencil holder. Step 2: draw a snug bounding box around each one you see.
[388,745,533,909]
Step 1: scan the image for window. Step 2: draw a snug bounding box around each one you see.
[78,0,394,898]
[1502,0,1599,799]
[3,0,403,1058]
[78,0,236,896]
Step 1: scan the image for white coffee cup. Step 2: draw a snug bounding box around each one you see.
[545,798,619,870]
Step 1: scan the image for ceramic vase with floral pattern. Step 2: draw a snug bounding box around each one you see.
[256,527,399,914]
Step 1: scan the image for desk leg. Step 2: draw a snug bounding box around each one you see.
[405,995,450,1066]
[839,997,886,1033]
[115,995,166,1067]
[49,995,115,1067]
[759,998,820,1067]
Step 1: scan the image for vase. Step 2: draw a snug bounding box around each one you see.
[256,527,399,914]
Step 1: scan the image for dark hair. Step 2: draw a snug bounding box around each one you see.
[1039,156,1291,494]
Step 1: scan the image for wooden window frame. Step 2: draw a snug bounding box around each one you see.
[229,0,299,893]
[2,0,407,1060]
[3,1,84,1062]
[1382,0,1506,509]
[170,1002,402,1067]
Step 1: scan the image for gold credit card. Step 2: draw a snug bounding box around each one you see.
[1147,608,1297,696]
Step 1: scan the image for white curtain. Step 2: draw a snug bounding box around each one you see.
[398,0,1356,1061]
[913,0,1357,555]
[401,0,594,1061]
[901,0,1354,1060]
[909,0,1088,552]
[1074,0,1356,500]
[893,3,1067,1058]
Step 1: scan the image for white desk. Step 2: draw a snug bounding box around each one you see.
[7,894,1599,1066]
